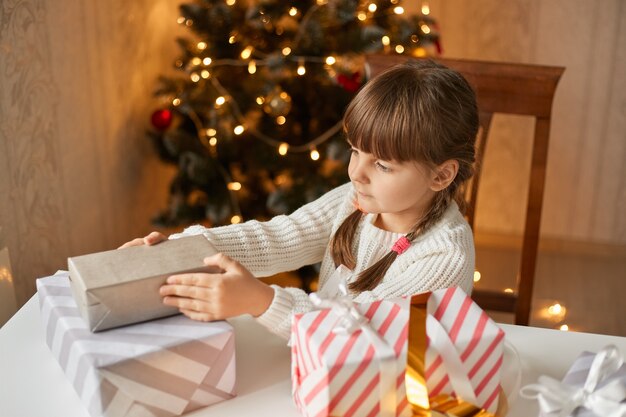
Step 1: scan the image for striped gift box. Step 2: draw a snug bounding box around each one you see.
[423,287,505,413]
[37,273,236,417]
[291,298,412,417]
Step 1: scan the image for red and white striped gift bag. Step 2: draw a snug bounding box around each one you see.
[291,298,412,417]
[424,287,505,413]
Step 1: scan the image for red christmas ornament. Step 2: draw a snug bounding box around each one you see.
[151,109,173,131]
[336,72,362,93]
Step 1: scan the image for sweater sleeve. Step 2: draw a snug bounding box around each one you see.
[169,183,352,277]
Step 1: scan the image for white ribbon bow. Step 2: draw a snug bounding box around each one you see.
[520,345,626,417]
[309,265,398,417]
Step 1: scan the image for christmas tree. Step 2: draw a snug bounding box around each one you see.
[149,0,440,227]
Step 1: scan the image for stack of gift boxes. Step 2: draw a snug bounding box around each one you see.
[37,236,625,417]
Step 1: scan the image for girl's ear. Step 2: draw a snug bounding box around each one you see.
[430,160,459,191]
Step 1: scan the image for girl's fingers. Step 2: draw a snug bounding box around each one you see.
[179,308,214,322]
[162,295,211,313]
[160,284,210,299]
[203,253,241,272]
[166,272,216,287]
[144,232,166,245]
[117,238,145,249]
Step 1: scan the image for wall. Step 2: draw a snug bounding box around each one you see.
[411,0,626,245]
[0,0,180,306]
[2,0,625,310]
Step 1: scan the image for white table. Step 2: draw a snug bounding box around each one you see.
[1,295,625,417]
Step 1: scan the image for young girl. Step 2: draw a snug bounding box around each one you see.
[121,59,479,340]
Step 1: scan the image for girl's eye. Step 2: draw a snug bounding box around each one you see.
[375,161,391,172]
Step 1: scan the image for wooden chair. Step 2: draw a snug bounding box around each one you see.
[365,54,564,325]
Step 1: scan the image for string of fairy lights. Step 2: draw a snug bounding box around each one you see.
[169,0,434,161]
[158,0,436,224]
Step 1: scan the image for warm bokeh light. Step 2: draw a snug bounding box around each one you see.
[381,36,390,46]
[473,270,481,282]
[227,182,242,191]
[206,128,217,137]
[233,125,245,135]
[560,324,569,331]
[394,6,405,14]
[172,98,181,106]
[282,47,291,56]
[231,215,242,224]
[191,57,202,66]
[325,56,336,65]
[395,45,405,54]
[278,143,289,155]
[504,288,514,293]
[297,63,306,75]
[289,7,298,16]
[201,70,210,79]
[209,137,218,146]
[368,3,377,12]
[240,46,253,59]
[310,149,320,160]
[215,96,226,106]
[248,60,257,74]
[276,116,286,125]
[422,2,430,15]
[203,57,212,65]
[190,73,200,82]
[197,42,207,50]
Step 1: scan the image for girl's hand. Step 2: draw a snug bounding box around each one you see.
[118,231,167,249]
[159,253,275,321]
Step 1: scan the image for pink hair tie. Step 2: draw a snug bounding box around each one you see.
[391,236,411,255]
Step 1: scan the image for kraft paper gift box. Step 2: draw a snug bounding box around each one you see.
[406,287,507,416]
[68,234,218,332]
[37,273,236,417]
[521,345,626,416]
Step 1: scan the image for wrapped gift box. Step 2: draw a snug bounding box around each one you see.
[522,346,626,417]
[407,287,506,415]
[291,297,412,417]
[37,273,236,417]
[68,235,218,331]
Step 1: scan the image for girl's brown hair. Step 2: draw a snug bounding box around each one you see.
[330,59,479,293]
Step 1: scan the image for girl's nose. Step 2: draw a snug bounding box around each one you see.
[349,158,368,183]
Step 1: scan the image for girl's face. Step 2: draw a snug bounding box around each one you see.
[348,144,439,233]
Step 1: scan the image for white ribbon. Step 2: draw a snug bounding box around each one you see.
[309,265,398,417]
[426,314,478,404]
[520,345,626,417]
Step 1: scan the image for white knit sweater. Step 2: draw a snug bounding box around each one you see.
[170,182,474,339]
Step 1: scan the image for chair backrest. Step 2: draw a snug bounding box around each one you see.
[365,54,564,325]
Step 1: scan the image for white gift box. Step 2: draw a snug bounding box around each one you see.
[37,273,236,417]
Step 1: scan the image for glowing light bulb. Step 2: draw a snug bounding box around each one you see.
[233,125,245,135]
[206,128,217,137]
[209,137,218,146]
[421,24,431,34]
[248,60,257,74]
[289,7,298,16]
[394,6,405,14]
[276,116,286,125]
[186,19,193,26]
[357,11,367,21]
[282,47,292,56]
[231,215,242,224]
[201,70,210,79]
[177,17,186,24]
[422,2,430,15]
[395,45,405,54]
[190,73,200,82]
[278,143,289,155]
[191,57,202,66]
[560,324,569,331]
[381,36,390,46]
[226,0,236,5]
[473,271,481,282]
[197,42,207,50]
[504,288,514,294]
[316,0,327,5]
[215,96,226,106]
[325,56,336,65]
[229,35,236,44]
[172,98,181,106]
[548,303,563,316]
[256,96,265,105]
[297,62,306,75]
[368,3,377,12]
[203,57,212,65]
[310,149,320,160]
[240,46,253,59]
[227,182,242,191]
